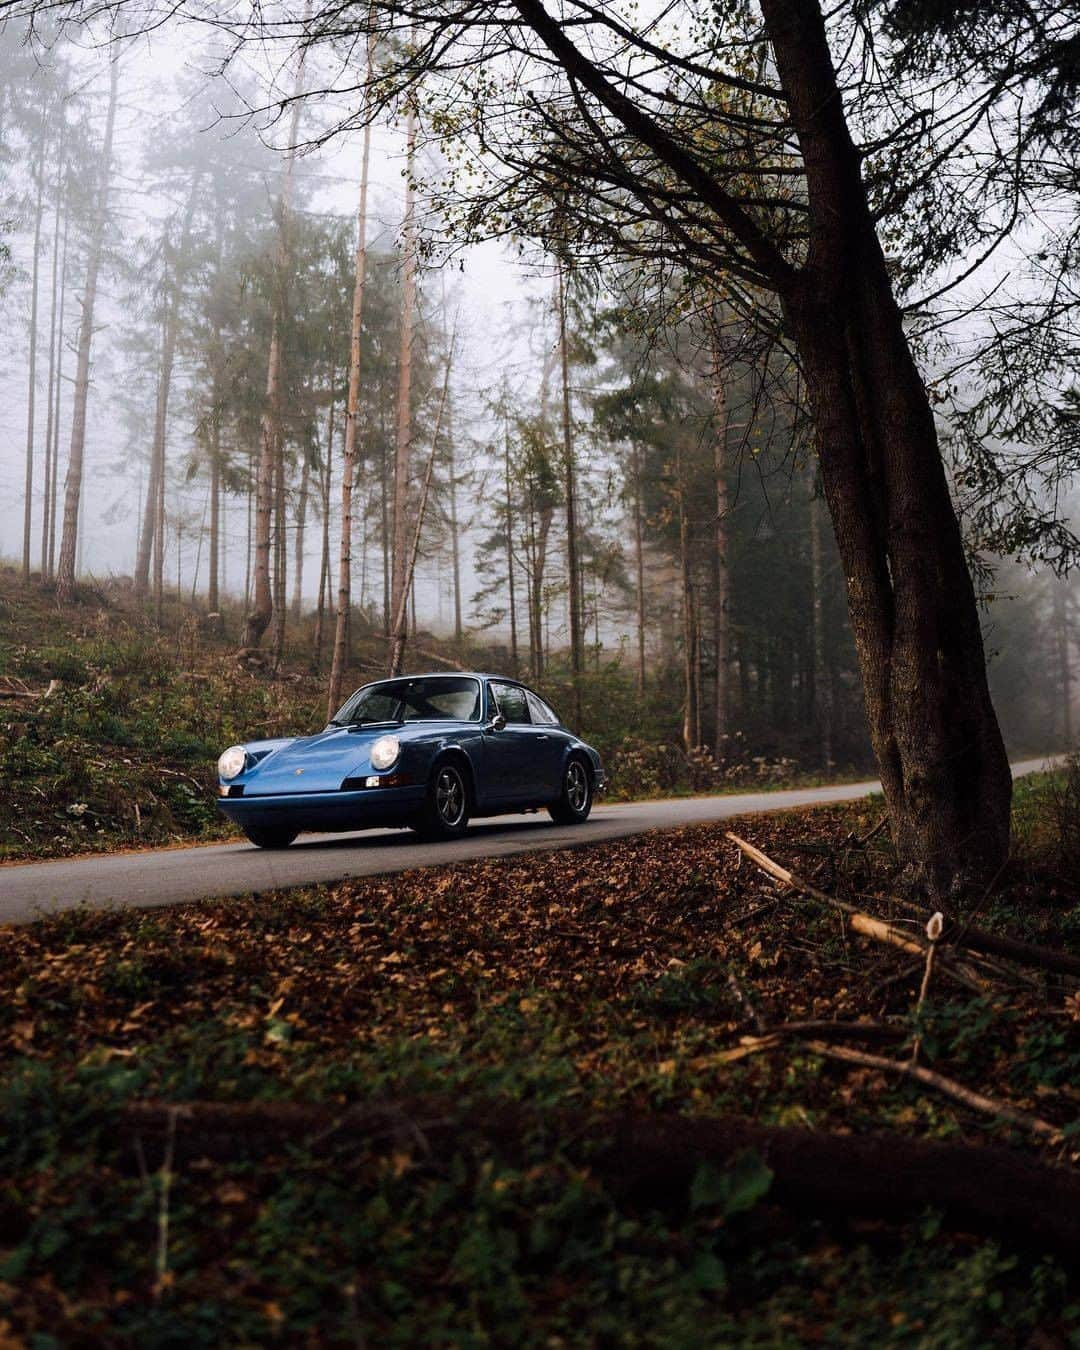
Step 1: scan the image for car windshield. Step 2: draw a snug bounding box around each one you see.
[331,676,481,726]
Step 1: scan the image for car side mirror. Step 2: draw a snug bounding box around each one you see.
[486,713,507,733]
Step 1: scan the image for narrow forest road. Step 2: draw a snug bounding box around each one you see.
[0,758,1057,926]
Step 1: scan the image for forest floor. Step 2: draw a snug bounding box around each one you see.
[0,567,867,864]
[1,781,1078,1344]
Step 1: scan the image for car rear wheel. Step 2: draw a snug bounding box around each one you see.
[243,825,298,850]
[415,761,471,840]
[548,757,592,825]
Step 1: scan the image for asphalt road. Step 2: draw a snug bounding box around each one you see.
[0,757,1057,926]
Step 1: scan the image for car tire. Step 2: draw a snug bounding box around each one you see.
[243,825,298,850]
[548,757,592,825]
[415,760,471,840]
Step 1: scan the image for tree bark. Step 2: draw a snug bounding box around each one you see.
[632,442,647,695]
[760,0,1012,891]
[710,331,730,757]
[47,204,69,582]
[328,34,376,715]
[676,439,698,750]
[389,330,455,676]
[271,443,288,669]
[41,124,64,579]
[313,391,335,674]
[22,114,46,584]
[243,53,305,649]
[809,480,834,770]
[55,58,118,606]
[388,99,418,676]
[448,413,463,648]
[503,413,520,676]
[135,174,201,601]
[1053,580,1072,747]
[558,263,583,722]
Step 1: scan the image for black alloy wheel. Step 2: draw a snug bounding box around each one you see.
[417,761,471,839]
[548,757,592,825]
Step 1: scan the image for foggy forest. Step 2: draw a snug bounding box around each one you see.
[1,12,1075,781]
[2,0,1080,1341]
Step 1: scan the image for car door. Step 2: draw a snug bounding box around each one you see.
[484,681,538,805]
[524,688,566,799]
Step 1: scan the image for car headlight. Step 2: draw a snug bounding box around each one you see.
[217,745,247,780]
[369,735,401,771]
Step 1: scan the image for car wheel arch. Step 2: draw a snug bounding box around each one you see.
[431,746,476,806]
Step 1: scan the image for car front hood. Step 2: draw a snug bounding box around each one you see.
[242,726,390,795]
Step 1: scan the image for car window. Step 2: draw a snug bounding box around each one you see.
[333,677,481,724]
[525,690,560,725]
[491,682,530,724]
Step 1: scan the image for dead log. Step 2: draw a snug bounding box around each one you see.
[118,1097,1080,1255]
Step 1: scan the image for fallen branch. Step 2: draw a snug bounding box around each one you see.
[805,1041,1064,1144]
[119,1097,1080,1255]
[727,832,1079,982]
[959,927,1080,981]
[726,832,861,916]
[849,912,923,956]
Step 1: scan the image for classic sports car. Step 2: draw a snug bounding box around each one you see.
[216,673,605,849]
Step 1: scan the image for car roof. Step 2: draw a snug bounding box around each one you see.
[368,672,527,685]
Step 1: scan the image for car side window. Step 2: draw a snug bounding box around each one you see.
[525,690,559,725]
[491,682,530,724]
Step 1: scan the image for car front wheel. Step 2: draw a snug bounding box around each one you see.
[243,825,298,850]
[548,757,592,825]
[416,761,471,840]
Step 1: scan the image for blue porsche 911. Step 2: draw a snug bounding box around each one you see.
[216,672,605,849]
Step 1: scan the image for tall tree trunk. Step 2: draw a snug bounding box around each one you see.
[314,390,336,675]
[389,329,455,676]
[328,35,375,716]
[762,0,1011,890]
[141,314,168,605]
[292,449,311,621]
[381,428,391,634]
[271,448,288,669]
[389,99,418,675]
[22,114,46,583]
[711,342,730,757]
[557,263,583,721]
[632,442,647,696]
[448,411,463,648]
[243,48,306,649]
[676,441,697,751]
[503,413,519,676]
[153,401,166,624]
[56,58,119,606]
[41,131,63,578]
[48,206,69,581]
[135,174,201,600]
[208,416,221,612]
[809,480,834,771]
[1053,580,1072,748]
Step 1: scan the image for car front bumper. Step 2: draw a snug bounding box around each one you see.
[218,785,426,835]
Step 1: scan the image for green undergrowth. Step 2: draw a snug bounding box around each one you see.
[1,797,1078,1343]
[2,1057,1075,1348]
